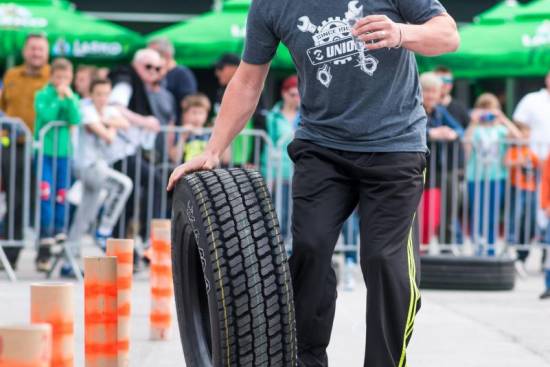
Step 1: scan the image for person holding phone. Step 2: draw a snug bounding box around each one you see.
[464,93,521,256]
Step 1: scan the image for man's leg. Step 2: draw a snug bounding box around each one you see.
[288,139,358,366]
[357,152,425,367]
[67,164,106,256]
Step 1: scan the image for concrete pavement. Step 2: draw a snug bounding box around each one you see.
[1,248,549,366]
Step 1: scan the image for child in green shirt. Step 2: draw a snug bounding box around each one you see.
[34,58,81,272]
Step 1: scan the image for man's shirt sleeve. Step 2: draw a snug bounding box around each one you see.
[242,0,280,65]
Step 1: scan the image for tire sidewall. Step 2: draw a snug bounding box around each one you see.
[173,180,223,366]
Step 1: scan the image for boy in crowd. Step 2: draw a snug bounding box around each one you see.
[67,78,133,276]
[170,93,212,164]
[505,123,538,275]
[34,58,81,272]
[74,65,97,101]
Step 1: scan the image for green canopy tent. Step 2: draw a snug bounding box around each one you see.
[475,0,523,24]
[0,0,143,65]
[418,19,550,78]
[147,0,294,69]
[517,0,550,20]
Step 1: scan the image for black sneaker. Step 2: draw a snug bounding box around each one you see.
[35,238,54,273]
[540,290,550,300]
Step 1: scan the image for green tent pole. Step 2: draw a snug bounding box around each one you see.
[505,78,516,117]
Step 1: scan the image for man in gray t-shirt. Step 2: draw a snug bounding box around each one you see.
[168,1,459,365]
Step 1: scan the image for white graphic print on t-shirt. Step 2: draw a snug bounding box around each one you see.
[297,1,379,88]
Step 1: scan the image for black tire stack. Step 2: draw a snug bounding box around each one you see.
[420,255,516,291]
[172,168,297,367]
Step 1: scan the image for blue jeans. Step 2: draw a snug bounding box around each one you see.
[39,155,70,238]
[507,188,537,262]
[468,179,504,256]
[342,210,359,263]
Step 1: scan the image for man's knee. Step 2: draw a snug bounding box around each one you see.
[292,230,335,260]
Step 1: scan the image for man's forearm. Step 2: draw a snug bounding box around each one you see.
[206,64,268,158]
[401,14,459,56]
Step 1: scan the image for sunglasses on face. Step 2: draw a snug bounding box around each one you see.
[441,76,454,85]
[144,64,162,73]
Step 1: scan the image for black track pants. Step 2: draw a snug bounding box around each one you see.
[287,139,425,367]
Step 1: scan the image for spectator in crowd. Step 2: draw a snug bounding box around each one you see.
[148,37,198,123]
[214,53,267,167]
[261,75,299,243]
[513,71,550,160]
[34,58,81,272]
[170,93,212,164]
[465,93,521,256]
[95,67,110,80]
[109,49,164,240]
[539,156,550,299]
[74,65,97,101]
[505,123,538,276]
[142,52,177,163]
[435,66,470,128]
[66,78,133,276]
[0,33,50,269]
[420,72,464,245]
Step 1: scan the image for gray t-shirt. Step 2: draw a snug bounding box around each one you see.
[243,0,446,152]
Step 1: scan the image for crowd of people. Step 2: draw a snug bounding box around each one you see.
[418,67,550,300]
[0,33,549,299]
[0,33,300,278]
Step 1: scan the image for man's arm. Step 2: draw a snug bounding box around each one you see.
[167,61,270,190]
[353,13,459,56]
[207,62,270,157]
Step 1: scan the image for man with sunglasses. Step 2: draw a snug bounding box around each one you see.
[108,49,165,241]
[435,66,470,128]
[168,0,459,365]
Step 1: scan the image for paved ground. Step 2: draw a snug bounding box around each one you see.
[1,248,549,366]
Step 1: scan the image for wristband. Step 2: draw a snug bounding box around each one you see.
[394,24,404,49]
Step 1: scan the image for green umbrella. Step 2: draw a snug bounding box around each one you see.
[147,0,294,69]
[418,19,550,78]
[0,0,143,62]
[517,0,550,21]
[475,0,523,24]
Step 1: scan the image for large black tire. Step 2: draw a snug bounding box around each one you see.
[172,168,297,367]
[420,255,516,291]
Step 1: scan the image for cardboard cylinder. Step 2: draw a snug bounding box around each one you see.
[0,324,52,367]
[150,219,171,231]
[106,239,134,367]
[84,257,118,367]
[31,283,74,367]
[150,221,173,340]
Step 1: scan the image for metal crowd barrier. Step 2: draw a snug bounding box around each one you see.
[5,118,550,281]
[0,117,33,281]
[420,137,550,258]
